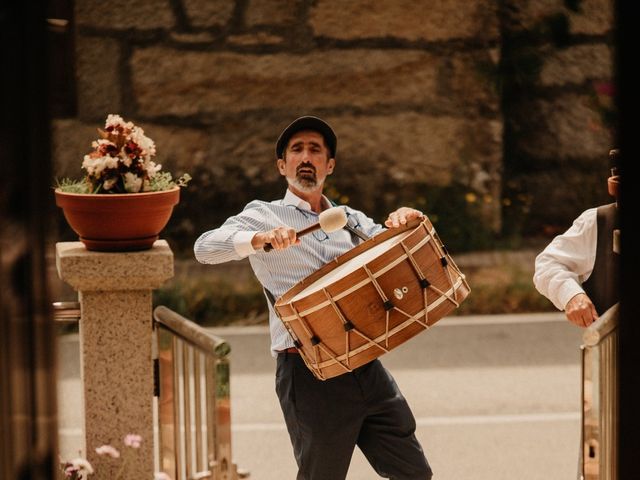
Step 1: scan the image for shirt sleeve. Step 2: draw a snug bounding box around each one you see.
[193,201,266,265]
[532,208,597,311]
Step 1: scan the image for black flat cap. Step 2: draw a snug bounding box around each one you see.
[275,116,337,159]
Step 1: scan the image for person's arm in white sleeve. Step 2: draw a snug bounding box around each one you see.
[533,208,597,311]
[194,202,265,265]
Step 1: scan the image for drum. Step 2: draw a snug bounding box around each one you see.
[274,216,470,380]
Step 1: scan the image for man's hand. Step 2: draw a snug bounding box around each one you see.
[565,293,599,327]
[384,207,424,228]
[252,226,300,251]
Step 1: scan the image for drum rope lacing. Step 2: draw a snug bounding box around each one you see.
[278,219,470,380]
[322,287,389,371]
[291,303,350,380]
[278,232,434,321]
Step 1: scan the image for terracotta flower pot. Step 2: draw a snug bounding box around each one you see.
[55,187,180,251]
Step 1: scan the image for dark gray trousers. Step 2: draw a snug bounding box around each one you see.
[275,353,432,480]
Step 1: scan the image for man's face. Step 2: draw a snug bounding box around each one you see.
[277,130,335,193]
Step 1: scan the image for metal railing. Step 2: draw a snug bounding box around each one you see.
[581,303,619,480]
[154,305,248,480]
[53,302,248,480]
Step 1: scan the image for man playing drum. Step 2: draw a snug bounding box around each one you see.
[194,116,432,479]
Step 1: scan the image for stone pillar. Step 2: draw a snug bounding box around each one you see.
[56,240,174,479]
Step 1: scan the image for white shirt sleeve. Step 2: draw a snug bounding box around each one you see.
[533,208,597,311]
[193,201,265,265]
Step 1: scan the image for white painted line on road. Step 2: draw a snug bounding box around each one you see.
[415,411,580,426]
[58,411,580,438]
[207,313,567,336]
[438,313,565,327]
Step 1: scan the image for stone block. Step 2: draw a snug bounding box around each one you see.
[52,118,101,179]
[540,44,613,87]
[506,0,613,36]
[76,36,122,121]
[568,0,614,35]
[139,123,212,173]
[515,167,610,235]
[56,240,174,291]
[246,0,297,27]
[512,94,614,160]
[328,113,503,231]
[131,47,497,116]
[196,112,500,188]
[75,0,174,29]
[227,32,285,46]
[186,112,502,234]
[309,0,499,41]
[183,0,235,28]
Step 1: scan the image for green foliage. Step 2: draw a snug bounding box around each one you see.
[416,183,495,253]
[55,178,93,194]
[153,274,267,326]
[55,172,191,194]
[148,172,192,191]
[455,264,556,316]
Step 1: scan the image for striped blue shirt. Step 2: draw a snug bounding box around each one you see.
[194,189,384,355]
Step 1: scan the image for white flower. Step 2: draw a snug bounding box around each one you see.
[130,126,156,157]
[92,139,115,149]
[82,155,105,176]
[154,473,172,480]
[61,114,189,194]
[105,114,133,131]
[105,114,125,128]
[95,445,120,458]
[145,160,162,178]
[104,156,119,170]
[123,172,143,193]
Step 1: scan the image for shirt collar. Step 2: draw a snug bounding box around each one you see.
[282,189,331,212]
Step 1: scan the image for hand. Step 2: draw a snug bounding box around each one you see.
[253,226,300,251]
[384,207,424,228]
[564,293,599,327]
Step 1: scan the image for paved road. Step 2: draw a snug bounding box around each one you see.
[58,312,585,480]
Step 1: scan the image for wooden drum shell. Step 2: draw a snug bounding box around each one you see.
[274,217,470,380]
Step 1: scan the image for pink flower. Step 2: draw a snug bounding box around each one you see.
[123,433,142,448]
[95,445,120,458]
[65,457,94,475]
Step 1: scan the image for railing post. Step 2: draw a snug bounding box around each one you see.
[56,240,174,479]
[581,303,619,480]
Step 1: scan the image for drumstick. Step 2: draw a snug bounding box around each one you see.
[264,207,348,252]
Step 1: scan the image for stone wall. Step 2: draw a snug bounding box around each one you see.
[52,0,614,254]
[500,0,615,237]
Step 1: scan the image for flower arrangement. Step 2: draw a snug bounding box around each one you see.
[57,114,190,194]
[59,434,172,480]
